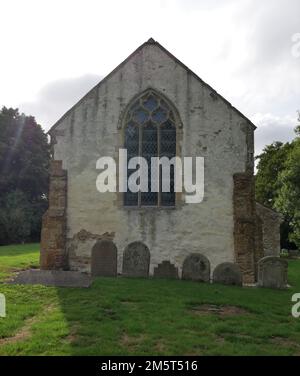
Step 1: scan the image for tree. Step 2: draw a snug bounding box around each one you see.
[275,126,300,249]
[255,112,300,249]
[0,107,50,244]
[255,141,292,208]
[0,190,32,243]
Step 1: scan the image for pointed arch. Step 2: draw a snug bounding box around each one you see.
[118,88,183,130]
[120,89,181,207]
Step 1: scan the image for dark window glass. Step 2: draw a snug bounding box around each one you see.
[123,91,177,207]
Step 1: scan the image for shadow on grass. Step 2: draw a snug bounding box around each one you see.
[2,244,300,355]
[55,263,300,355]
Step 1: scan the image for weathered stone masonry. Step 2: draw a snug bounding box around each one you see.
[39,39,283,286]
[233,173,256,284]
[40,160,67,270]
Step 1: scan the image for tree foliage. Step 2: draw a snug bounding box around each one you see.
[0,107,50,244]
[256,113,300,249]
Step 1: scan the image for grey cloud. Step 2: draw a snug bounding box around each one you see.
[253,113,298,156]
[245,0,300,67]
[19,74,101,130]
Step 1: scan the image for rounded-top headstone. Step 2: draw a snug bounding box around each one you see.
[182,253,210,282]
[213,262,242,286]
[122,241,150,278]
[91,239,117,277]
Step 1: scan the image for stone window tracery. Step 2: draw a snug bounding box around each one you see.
[123,90,177,207]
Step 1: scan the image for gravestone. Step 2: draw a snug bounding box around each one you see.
[182,253,210,282]
[257,256,288,289]
[0,293,5,317]
[122,241,150,278]
[10,270,92,287]
[91,239,117,277]
[153,261,178,279]
[213,262,242,286]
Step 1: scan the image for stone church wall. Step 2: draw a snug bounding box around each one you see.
[47,41,255,279]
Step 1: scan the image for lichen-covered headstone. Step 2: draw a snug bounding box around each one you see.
[122,241,150,278]
[213,262,242,286]
[182,253,210,282]
[257,256,288,289]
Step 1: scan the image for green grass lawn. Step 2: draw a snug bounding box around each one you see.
[0,243,300,355]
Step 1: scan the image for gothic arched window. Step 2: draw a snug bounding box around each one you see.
[123,90,177,207]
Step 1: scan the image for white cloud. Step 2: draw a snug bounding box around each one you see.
[0,0,299,152]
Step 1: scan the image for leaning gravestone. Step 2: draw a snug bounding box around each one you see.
[122,241,150,278]
[91,239,117,277]
[182,253,210,282]
[213,262,242,286]
[257,256,288,289]
[10,270,92,287]
[153,261,178,279]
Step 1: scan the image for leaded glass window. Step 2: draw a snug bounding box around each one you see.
[124,91,177,207]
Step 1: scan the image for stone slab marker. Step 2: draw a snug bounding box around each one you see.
[213,262,242,286]
[122,241,150,278]
[91,240,117,277]
[257,256,288,289]
[153,261,178,279]
[182,253,210,282]
[10,270,92,287]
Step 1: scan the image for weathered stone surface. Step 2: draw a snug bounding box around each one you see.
[258,256,288,289]
[122,241,150,278]
[213,262,242,286]
[153,261,178,279]
[48,40,256,276]
[182,253,210,282]
[91,239,117,277]
[67,230,115,273]
[233,173,256,284]
[10,270,92,287]
[40,160,67,270]
[256,203,283,257]
[254,214,264,281]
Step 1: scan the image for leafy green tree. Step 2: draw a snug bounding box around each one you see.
[275,129,300,249]
[0,190,32,243]
[255,141,292,208]
[0,107,50,244]
[255,112,300,249]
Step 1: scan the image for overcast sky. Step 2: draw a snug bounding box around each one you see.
[1,0,299,155]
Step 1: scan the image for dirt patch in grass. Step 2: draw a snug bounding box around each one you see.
[189,304,249,317]
[270,336,300,350]
[102,308,120,320]
[154,340,167,353]
[0,304,55,346]
[0,315,37,345]
[120,333,145,349]
[65,329,78,344]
